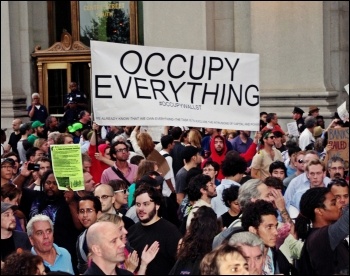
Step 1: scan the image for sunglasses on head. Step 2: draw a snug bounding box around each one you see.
[114,189,128,194]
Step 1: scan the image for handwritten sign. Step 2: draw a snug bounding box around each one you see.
[328,128,349,170]
[91,41,260,130]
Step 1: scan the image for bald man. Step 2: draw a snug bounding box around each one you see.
[94,184,116,213]
[94,184,135,229]
[84,221,132,275]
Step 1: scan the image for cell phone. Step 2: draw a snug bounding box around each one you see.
[28,163,40,171]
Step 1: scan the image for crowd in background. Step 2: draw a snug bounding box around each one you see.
[0,88,349,275]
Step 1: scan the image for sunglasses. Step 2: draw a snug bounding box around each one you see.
[268,136,275,139]
[114,189,128,194]
[298,159,305,164]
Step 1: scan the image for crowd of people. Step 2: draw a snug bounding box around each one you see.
[1,88,349,275]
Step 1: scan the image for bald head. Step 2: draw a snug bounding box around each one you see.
[94,183,114,195]
[86,221,125,267]
[94,184,115,213]
[86,221,111,250]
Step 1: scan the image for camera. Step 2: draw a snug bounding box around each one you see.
[28,163,40,171]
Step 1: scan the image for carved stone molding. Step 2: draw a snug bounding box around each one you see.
[32,30,90,58]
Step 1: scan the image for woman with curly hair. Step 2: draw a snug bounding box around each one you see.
[169,206,220,275]
[2,250,46,275]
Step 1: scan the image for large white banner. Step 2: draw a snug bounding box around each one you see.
[91,41,260,130]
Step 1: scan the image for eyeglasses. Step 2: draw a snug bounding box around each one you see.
[330,166,344,171]
[114,189,128,194]
[203,168,214,172]
[268,136,275,139]
[116,148,129,153]
[297,159,305,164]
[78,208,95,214]
[96,195,114,200]
[45,180,57,186]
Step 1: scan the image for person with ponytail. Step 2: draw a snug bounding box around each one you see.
[295,187,349,275]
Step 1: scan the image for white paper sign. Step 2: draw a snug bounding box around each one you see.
[91,41,260,130]
[287,121,300,137]
[337,101,349,123]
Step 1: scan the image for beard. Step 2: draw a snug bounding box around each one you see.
[333,173,342,178]
[138,206,157,224]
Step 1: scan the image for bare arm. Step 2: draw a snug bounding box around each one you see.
[28,104,35,119]
[12,162,32,189]
[176,193,185,205]
[250,168,260,179]
[165,179,176,193]
[64,188,84,231]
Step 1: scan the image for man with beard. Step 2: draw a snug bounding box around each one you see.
[13,168,82,275]
[101,141,138,184]
[1,202,31,262]
[127,185,182,275]
[27,121,45,146]
[327,156,345,180]
[251,130,283,181]
[185,174,217,229]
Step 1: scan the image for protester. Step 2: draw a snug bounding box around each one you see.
[2,250,46,275]
[3,118,22,155]
[228,231,265,275]
[76,195,102,274]
[169,206,220,275]
[251,130,283,181]
[1,184,26,231]
[200,243,249,275]
[1,202,31,262]
[219,185,241,228]
[295,187,349,274]
[185,174,217,229]
[84,221,133,275]
[27,214,74,274]
[241,200,296,275]
[100,141,138,184]
[127,185,182,275]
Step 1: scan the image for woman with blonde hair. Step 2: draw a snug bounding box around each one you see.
[33,138,49,156]
[188,129,202,149]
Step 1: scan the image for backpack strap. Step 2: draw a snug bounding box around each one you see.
[111,166,131,186]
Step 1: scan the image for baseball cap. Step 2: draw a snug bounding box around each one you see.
[1,158,15,167]
[1,202,18,214]
[32,120,45,128]
[68,122,83,133]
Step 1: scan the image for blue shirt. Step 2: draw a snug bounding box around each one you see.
[230,136,253,154]
[230,136,253,166]
[284,173,331,210]
[31,243,74,275]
